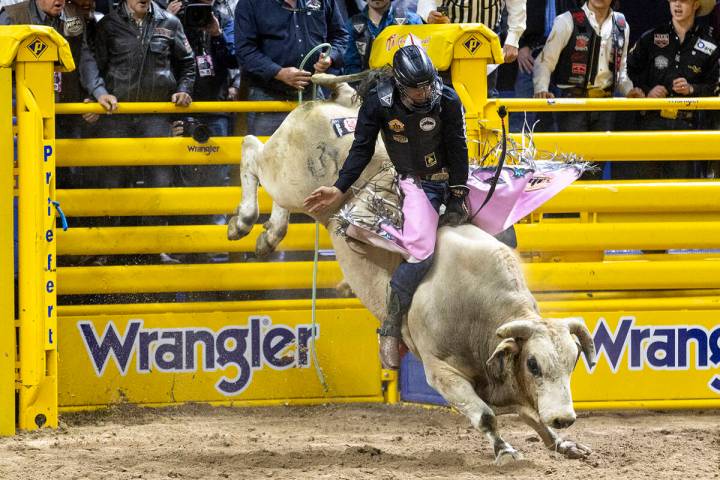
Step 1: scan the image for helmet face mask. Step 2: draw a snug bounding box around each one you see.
[392,45,442,113]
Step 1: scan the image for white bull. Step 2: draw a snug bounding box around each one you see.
[228,79,596,464]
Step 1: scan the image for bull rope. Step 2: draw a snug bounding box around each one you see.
[300,44,333,393]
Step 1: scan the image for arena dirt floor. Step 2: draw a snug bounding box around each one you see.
[0,403,718,480]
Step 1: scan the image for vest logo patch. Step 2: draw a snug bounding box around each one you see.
[388,119,405,132]
[571,63,587,75]
[356,41,367,56]
[419,117,436,132]
[424,152,437,168]
[654,33,669,48]
[352,22,364,33]
[26,37,48,58]
[462,35,482,56]
[306,0,321,10]
[694,39,717,56]
[392,134,409,143]
[575,35,589,52]
[654,55,669,70]
[688,65,702,74]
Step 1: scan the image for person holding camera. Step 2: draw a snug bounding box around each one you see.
[166,0,237,241]
[234,0,349,135]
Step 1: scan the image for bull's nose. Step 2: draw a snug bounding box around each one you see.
[552,417,575,429]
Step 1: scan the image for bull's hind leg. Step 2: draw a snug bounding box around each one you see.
[228,135,264,240]
[422,355,522,466]
[255,202,289,258]
[518,407,591,459]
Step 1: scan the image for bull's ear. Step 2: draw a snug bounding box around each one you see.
[486,338,520,381]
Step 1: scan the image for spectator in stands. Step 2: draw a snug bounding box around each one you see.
[622,0,718,178]
[343,0,423,74]
[0,0,117,122]
[93,0,195,194]
[533,0,643,134]
[511,0,578,131]
[418,0,526,64]
[234,0,349,136]
[166,0,237,249]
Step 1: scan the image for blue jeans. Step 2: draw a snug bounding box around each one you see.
[247,87,292,136]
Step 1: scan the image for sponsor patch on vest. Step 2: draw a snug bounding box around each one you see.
[419,117,436,132]
[392,134,409,143]
[689,65,702,74]
[654,33,669,48]
[654,55,669,70]
[575,34,589,52]
[306,0,321,10]
[388,119,405,132]
[694,39,717,56]
[64,16,84,37]
[331,117,357,137]
[352,21,364,33]
[424,152,437,168]
[153,27,173,38]
[571,63,587,75]
[356,41,367,56]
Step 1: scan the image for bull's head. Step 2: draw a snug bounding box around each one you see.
[486,318,595,429]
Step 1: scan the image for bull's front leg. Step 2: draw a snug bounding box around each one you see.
[228,135,264,241]
[422,355,522,466]
[518,407,591,459]
[255,202,290,258]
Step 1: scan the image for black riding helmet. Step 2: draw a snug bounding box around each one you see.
[392,45,442,113]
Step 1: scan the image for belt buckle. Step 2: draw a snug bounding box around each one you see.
[429,172,449,182]
[660,109,678,120]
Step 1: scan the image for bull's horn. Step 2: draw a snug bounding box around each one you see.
[311,71,370,86]
[496,319,537,340]
[563,317,596,368]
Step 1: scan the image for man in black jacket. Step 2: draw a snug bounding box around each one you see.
[304,46,469,369]
[94,0,195,191]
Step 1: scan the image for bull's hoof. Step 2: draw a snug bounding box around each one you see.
[554,439,592,459]
[495,447,523,466]
[227,216,253,241]
[255,231,276,259]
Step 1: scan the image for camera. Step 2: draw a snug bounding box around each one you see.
[177,1,213,29]
[181,117,212,143]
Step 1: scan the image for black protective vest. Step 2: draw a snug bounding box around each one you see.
[552,8,626,90]
[376,80,444,176]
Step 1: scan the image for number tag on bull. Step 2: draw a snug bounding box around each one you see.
[196,54,215,77]
[331,117,357,137]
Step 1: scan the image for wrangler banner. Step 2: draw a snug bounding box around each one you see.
[58,308,383,408]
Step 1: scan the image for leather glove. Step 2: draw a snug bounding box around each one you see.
[439,185,470,227]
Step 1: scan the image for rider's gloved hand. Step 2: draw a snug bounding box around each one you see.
[439,185,470,227]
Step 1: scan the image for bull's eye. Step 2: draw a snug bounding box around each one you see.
[527,357,542,377]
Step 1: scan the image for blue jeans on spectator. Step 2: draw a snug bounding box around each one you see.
[247,87,292,136]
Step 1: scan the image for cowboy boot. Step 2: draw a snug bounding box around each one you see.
[378,289,403,369]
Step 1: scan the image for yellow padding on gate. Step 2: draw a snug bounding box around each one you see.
[56,221,720,255]
[57,259,720,295]
[58,224,333,254]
